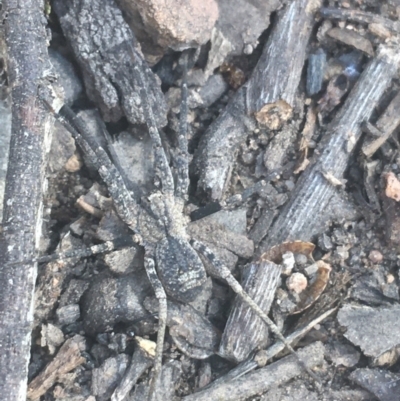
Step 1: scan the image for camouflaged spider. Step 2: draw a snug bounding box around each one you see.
[41,49,320,399]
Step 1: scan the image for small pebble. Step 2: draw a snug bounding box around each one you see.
[286,273,308,294]
[282,252,295,275]
[368,250,383,264]
[387,274,395,284]
[294,253,308,266]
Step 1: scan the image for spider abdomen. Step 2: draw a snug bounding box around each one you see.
[155,236,207,303]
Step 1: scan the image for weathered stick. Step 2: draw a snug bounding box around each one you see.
[182,342,325,401]
[219,260,281,362]
[258,42,400,254]
[320,7,400,35]
[27,335,86,400]
[209,308,336,390]
[52,0,167,126]
[111,338,155,401]
[362,91,400,158]
[194,0,320,200]
[0,1,53,400]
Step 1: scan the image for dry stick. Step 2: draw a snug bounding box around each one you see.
[362,90,400,158]
[182,342,325,401]
[207,307,336,391]
[194,0,320,200]
[27,335,86,400]
[0,1,53,400]
[52,0,167,127]
[111,338,155,401]
[320,7,400,35]
[258,42,400,255]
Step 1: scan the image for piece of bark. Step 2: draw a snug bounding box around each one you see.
[307,50,327,96]
[111,337,155,401]
[338,304,400,366]
[362,91,400,157]
[194,0,320,200]
[92,354,130,401]
[0,1,53,400]
[182,342,324,401]
[219,259,281,363]
[327,27,374,56]
[320,7,400,35]
[27,335,86,400]
[258,42,400,255]
[209,307,335,389]
[52,0,167,126]
[350,368,400,401]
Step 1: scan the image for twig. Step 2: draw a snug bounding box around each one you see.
[0,1,53,400]
[182,342,325,401]
[258,41,400,254]
[194,0,321,200]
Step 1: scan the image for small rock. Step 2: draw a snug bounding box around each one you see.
[56,304,80,325]
[384,172,400,201]
[286,273,308,294]
[119,0,218,51]
[318,233,333,251]
[49,48,83,105]
[104,247,138,274]
[294,253,308,266]
[40,324,65,355]
[282,252,295,275]
[369,250,383,264]
[326,340,360,367]
[91,354,130,401]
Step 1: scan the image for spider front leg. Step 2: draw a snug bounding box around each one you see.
[143,255,167,401]
[191,239,322,385]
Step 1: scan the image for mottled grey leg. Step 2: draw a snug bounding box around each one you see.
[191,239,322,385]
[144,256,168,401]
[43,102,139,230]
[173,51,190,208]
[132,56,174,196]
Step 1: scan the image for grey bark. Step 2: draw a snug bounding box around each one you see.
[194,0,320,200]
[52,0,167,127]
[182,342,325,401]
[258,42,400,255]
[0,1,52,400]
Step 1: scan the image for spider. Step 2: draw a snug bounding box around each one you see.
[39,48,320,399]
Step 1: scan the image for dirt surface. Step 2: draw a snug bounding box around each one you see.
[2,0,400,400]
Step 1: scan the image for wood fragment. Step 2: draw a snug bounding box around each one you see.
[206,308,335,390]
[320,7,400,35]
[362,91,400,158]
[27,335,86,400]
[111,338,155,401]
[219,259,281,363]
[52,0,167,126]
[195,0,320,200]
[327,27,374,56]
[0,1,53,400]
[258,42,400,254]
[307,50,327,96]
[182,342,325,401]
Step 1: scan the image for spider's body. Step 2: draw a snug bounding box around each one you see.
[40,49,320,400]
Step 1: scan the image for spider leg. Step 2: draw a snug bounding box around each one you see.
[144,255,168,401]
[173,51,190,208]
[5,236,139,267]
[43,101,139,231]
[191,239,322,385]
[132,55,174,196]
